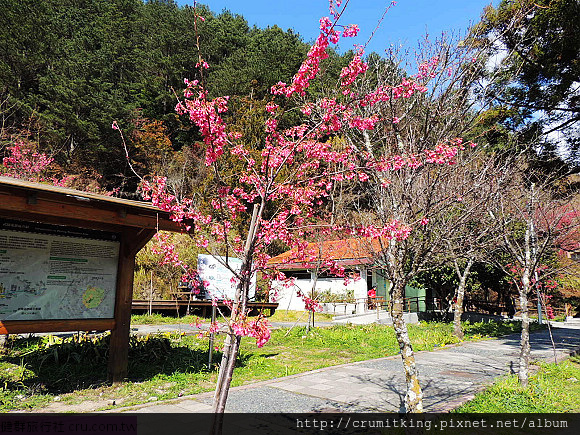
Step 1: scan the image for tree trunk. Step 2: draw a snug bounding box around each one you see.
[518,186,536,387]
[518,264,531,387]
[391,280,423,413]
[453,257,474,340]
[211,332,240,435]
[212,203,262,416]
[213,333,241,410]
[213,271,251,413]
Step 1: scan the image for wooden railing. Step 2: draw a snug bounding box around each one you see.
[364,295,566,318]
[317,296,448,315]
[450,297,566,318]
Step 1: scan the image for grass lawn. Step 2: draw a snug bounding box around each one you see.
[454,355,580,412]
[0,320,542,412]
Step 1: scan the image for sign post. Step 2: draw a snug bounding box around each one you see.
[0,176,180,383]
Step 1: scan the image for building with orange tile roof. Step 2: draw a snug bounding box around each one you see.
[267,238,426,313]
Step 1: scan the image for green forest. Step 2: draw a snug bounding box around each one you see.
[2,0,578,192]
[0,0,352,194]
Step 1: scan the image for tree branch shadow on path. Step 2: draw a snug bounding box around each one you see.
[338,351,527,412]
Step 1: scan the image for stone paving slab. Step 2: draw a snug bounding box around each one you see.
[111,326,580,414]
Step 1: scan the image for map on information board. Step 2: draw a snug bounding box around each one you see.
[197,254,255,300]
[0,220,120,321]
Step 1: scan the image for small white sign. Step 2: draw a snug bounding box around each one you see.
[197,254,256,300]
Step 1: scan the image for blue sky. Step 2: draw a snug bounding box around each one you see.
[177,1,499,54]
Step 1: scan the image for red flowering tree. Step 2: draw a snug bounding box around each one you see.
[2,136,105,193]
[1,142,82,188]
[2,142,55,181]
[139,1,365,414]
[332,35,493,410]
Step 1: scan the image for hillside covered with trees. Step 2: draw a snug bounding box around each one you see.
[0,0,352,194]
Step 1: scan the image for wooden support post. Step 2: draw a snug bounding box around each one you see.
[149,271,153,316]
[107,240,135,383]
[108,229,155,383]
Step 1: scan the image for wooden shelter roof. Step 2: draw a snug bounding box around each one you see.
[0,176,181,232]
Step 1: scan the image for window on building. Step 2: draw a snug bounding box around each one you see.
[282,271,311,280]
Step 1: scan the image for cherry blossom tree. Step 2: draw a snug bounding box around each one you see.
[1,141,80,187]
[139,1,365,417]
[2,142,54,181]
[329,34,495,411]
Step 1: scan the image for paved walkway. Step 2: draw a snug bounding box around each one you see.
[107,323,580,414]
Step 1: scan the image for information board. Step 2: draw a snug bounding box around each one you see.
[197,254,256,300]
[0,219,120,321]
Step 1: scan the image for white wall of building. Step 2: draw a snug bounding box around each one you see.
[270,268,368,312]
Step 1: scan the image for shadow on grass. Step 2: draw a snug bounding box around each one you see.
[255,353,279,359]
[0,333,242,395]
